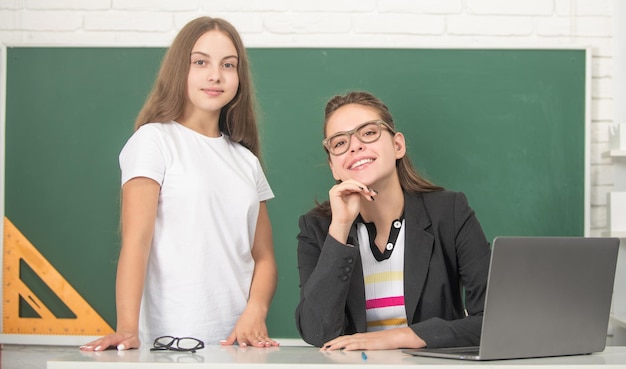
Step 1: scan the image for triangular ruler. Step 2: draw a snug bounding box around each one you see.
[2,217,114,335]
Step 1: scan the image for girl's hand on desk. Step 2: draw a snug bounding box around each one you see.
[220,306,279,348]
[321,328,425,351]
[79,332,139,351]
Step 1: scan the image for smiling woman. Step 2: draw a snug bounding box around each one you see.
[295,91,492,351]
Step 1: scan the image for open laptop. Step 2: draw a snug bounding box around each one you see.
[404,237,620,361]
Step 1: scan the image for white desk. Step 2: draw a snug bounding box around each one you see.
[33,345,626,368]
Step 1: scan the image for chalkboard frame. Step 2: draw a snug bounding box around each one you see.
[0,45,590,345]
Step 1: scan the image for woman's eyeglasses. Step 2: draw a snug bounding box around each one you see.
[150,336,205,353]
[322,120,396,156]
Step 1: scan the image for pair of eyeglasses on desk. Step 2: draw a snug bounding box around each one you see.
[150,336,205,353]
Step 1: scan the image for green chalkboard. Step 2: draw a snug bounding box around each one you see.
[4,47,586,339]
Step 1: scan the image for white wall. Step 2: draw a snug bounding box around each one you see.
[614,0,625,128]
[0,0,619,237]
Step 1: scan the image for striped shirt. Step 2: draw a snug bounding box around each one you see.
[357,219,408,331]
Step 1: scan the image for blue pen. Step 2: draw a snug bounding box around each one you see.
[361,352,367,360]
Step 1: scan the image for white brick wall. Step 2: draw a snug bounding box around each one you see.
[0,0,623,237]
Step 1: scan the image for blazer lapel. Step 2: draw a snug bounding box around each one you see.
[403,192,434,324]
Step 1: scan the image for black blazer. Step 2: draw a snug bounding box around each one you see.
[295,190,491,348]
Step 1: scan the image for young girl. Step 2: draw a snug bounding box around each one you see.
[81,17,278,351]
[296,91,491,350]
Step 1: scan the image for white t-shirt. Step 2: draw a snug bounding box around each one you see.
[119,122,274,345]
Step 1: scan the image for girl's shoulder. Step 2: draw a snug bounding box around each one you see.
[132,121,206,144]
[130,122,174,139]
[136,121,176,134]
[121,122,178,155]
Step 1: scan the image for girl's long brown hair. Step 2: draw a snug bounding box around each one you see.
[134,17,261,158]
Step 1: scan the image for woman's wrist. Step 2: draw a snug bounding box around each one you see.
[328,222,352,244]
